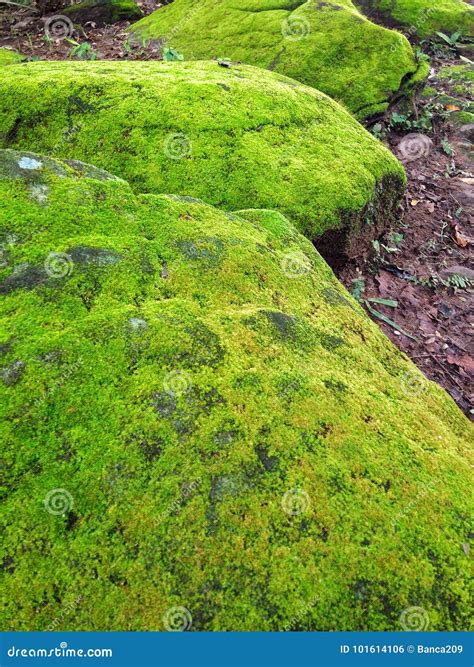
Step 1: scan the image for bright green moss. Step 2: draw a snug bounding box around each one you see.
[129,0,421,119]
[0,150,472,631]
[354,0,473,38]
[0,60,406,250]
[0,48,24,67]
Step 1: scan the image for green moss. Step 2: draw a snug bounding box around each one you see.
[128,0,421,119]
[450,109,474,126]
[0,149,472,631]
[437,64,474,87]
[435,64,474,118]
[354,0,473,38]
[0,48,24,67]
[63,0,143,25]
[0,60,406,248]
[421,85,437,97]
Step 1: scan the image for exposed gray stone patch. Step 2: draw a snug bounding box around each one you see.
[18,156,42,170]
[0,360,25,386]
[0,264,46,295]
[29,184,49,204]
[67,246,122,267]
[128,317,148,331]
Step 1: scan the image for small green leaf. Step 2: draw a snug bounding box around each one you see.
[365,302,417,340]
[367,298,398,308]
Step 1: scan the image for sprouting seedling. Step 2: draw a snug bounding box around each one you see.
[163,47,184,62]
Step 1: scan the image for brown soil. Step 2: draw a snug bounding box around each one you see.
[0,1,164,60]
[339,62,473,420]
[0,4,472,419]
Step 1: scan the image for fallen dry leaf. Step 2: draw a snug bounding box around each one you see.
[446,353,474,374]
[452,225,473,248]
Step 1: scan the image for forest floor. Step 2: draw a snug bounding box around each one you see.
[0,4,472,419]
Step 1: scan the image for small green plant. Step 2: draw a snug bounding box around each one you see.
[122,38,133,56]
[441,137,454,157]
[351,277,366,301]
[446,273,472,289]
[388,232,404,248]
[370,122,386,140]
[372,232,404,256]
[423,272,472,290]
[67,41,97,61]
[435,31,462,47]
[351,276,415,338]
[388,106,436,133]
[163,47,184,62]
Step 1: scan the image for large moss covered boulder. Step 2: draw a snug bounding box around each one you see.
[354,0,473,38]
[1,150,472,631]
[0,61,406,258]
[63,0,143,26]
[128,0,423,119]
[0,48,24,67]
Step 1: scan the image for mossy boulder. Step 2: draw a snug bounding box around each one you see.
[0,60,406,258]
[63,0,143,26]
[0,48,24,67]
[1,149,472,631]
[354,0,473,38]
[128,0,422,119]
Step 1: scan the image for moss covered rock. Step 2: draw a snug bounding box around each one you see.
[354,0,473,38]
[0,48,24,67]
[63,0,143,26]
[128,0,422,119]
[0,150,472,631]
[0,60,406,256]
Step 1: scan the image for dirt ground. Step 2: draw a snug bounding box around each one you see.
[339,56,473,420]
[0,3,473,419]
[0,0,164,60]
